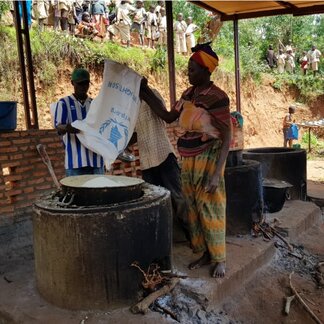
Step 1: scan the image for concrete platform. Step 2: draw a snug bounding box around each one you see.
[307,180,324,207]
[267,200,322,240]
[0,201,321,323]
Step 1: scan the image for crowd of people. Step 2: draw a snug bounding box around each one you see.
[266,44,322,76]
[23,0,199,51]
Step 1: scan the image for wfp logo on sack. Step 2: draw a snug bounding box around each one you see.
[99,107,130,151]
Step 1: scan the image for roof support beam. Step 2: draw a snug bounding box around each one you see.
[166,1,176,106]
[13,1,38,130]
[233,18,241,113]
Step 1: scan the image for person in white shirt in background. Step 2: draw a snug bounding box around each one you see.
[173,13,187,55]
[157,6,167,46]
[308,45,322,76]
[185,16,198,55]
[108,0,135,47]
[277,49,286,73]
[146,4,158,49]
[285,49,295,74]
[155,0,164,18]
[130,0,146,46]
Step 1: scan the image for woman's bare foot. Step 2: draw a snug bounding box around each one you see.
[210,262,226,278]
[188,251,211,270]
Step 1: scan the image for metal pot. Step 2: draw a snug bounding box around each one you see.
[59,175,144,206]
[262,178,292,213]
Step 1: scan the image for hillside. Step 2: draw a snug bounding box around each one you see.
[15,64,323,149]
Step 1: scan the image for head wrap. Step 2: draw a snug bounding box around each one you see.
[190,42,219,73]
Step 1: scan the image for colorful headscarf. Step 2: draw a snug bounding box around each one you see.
[190,42,219,73]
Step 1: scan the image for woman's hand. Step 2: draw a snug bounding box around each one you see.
[204,173,220,194]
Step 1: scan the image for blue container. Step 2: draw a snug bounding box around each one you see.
[0,101,17,131]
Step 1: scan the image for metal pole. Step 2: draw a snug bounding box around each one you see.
[13,1,32,129]
[308,127,311,152]
[233,18,241,113]
[21,0,38,129]
[166,1,176,106]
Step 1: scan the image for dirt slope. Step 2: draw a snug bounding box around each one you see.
[16,69,321,149]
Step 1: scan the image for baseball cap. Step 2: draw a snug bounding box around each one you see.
[71,68,90,83]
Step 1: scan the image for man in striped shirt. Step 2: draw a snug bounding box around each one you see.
[54,68,104,177]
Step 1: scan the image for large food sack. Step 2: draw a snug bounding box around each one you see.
[72,60,141,168]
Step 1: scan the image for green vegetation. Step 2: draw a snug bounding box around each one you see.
[301,131,324,158]
[0,5,323,101]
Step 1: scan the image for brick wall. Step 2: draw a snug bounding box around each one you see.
[0,130,65,225]
[0,126,179,226]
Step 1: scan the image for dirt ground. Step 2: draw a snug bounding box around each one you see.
[221,221,324,324]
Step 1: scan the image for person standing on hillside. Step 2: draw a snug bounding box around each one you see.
[53,0,71,31]
[300,51,308,75]
[140,43,231,278]
[308,45,322,76]
[283,105,298,148]
[277,49,286,73]
[285,49,295,73]
[32,0,50,32]
[185,17,198,55]
[108,0,135,47]
[131,0,146,47]
[146,4,158,49]
[173,13,187,55]
[90,0,109,38]
[157,7,167,46]
[54,68,104,176]
[266,44,276,69]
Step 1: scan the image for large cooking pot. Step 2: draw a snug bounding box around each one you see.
[263,178,292,213]
[59,175,144,206]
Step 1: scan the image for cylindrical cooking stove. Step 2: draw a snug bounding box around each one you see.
[33,183,172,310]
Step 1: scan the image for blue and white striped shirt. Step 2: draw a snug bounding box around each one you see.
[54,95,104,170]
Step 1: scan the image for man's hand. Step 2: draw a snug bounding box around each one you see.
[56,124,80,135]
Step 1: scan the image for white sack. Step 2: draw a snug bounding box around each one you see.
[72,59,141,168]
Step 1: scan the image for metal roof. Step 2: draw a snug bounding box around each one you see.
[191,1,324,20]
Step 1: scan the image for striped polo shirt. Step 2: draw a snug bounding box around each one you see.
[176,82,231,157]
[54,95,104,170]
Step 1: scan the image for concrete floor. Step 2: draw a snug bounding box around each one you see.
[0,200,322,324]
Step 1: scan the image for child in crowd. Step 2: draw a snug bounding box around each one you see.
[76,12,99,38]
[157,7,167,46]
[146,4,158,49]
[131,0,146,46]
[173,13,187,54]
[185,17,198,54]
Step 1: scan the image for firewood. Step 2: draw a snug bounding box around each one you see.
[270,226,294,251]
[289,272,323,324]
[284,295,295,315]
[130,278,180,314]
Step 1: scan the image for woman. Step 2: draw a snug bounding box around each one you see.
[140,43,231,278]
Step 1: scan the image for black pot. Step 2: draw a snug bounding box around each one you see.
[59,175,144,206]
[263,178,292,213]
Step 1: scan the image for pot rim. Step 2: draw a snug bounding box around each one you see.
[60,174,144,189]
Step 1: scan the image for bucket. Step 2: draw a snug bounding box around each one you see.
[0,101,17,131]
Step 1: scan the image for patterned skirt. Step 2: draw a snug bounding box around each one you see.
[181,140,226,263]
